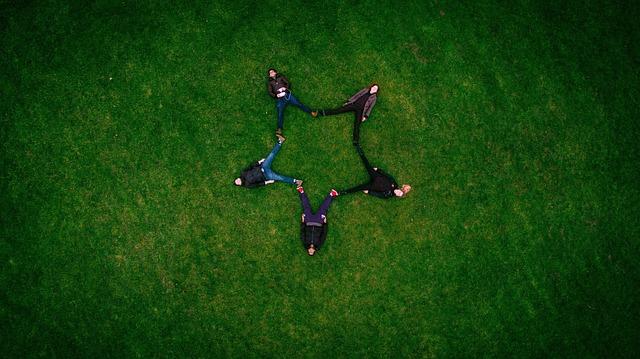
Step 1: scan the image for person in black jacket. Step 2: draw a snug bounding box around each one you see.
[297,186,338,256]
[338,144,411,198]
[267,68,317,135]
[234,134,303,187]
[316,84,379,144]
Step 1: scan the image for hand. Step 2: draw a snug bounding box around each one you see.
[361,116,367,122]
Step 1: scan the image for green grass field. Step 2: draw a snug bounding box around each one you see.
[2,0,639,357]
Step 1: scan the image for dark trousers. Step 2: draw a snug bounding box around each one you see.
[320,103,364,144]
[299,191,334,223]
[276,92,312,130]
[340,144,375,194]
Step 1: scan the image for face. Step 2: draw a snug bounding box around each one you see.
[307,245,316,256]
[269,69,277,78]
[234,178,242,186]
[370,85,379,94]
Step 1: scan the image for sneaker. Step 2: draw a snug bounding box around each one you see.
[311,111,318,118]
[276,133,286,143]
[330,189,339,197]
[297,186,304,193]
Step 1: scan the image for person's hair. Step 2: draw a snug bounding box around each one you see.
[267,68,277,75]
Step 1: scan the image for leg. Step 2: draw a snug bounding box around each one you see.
[352,108,364,144]
[262,141,282,171]
[276,99,287,130]
[287,93,311,113]
[355,143,375,176]
[263,168,296,184]
[316,193,334,217]
[298,190,314,218]
[320,103,355,116]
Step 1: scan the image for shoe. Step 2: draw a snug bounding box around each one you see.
[311,111,318,118]
[330,189,339,197]
[297,186,304,193]
[276,133,286,143]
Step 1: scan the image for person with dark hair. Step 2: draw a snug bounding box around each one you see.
[316,84,379,144]
[337,144,411,198]
[234,134,303,188]
[267,68,317,136]
[297,186,339,256]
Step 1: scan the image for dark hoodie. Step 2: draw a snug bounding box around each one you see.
[300,222,328,252]
[239,162,267,188]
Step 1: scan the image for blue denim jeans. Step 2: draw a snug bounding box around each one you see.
[262,141,296,184]
[276,92,312,129]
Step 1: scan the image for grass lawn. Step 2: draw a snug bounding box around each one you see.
[1,0,639,357]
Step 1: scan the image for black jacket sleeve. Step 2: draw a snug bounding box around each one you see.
[366,190,393,199]
[338,182,370,195]
[282,75,290,91]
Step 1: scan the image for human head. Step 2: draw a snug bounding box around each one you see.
[268,68,277,78]
[234,178,242,186]
[369,83,379,94]
[307,245,316,256]
[394,184,412,197]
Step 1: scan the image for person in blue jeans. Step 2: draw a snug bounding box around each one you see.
[234,134,303,187]
[267,68,317,135]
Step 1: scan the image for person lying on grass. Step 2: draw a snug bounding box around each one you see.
[337,144,411,198]
[316,83,378,145]
[234,134,303,188]
[267,68,317,136]
[297,186,338,256]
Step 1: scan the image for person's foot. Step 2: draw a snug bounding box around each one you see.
[276,133,286,143]
[295,179,303,186]
[297,186,304,193]
[311,111,318,118]
[330,189,339,197]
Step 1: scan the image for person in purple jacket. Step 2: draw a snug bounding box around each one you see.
[297,186,339,256]
[316,84,379,144]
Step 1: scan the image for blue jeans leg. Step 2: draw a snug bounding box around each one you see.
[276,99,287,129]
[287,93,311,113]
[262,141,282,170]
[263,168,295,184]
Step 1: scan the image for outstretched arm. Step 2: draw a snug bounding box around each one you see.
[339,182,370,195]
[365,190,390,199]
